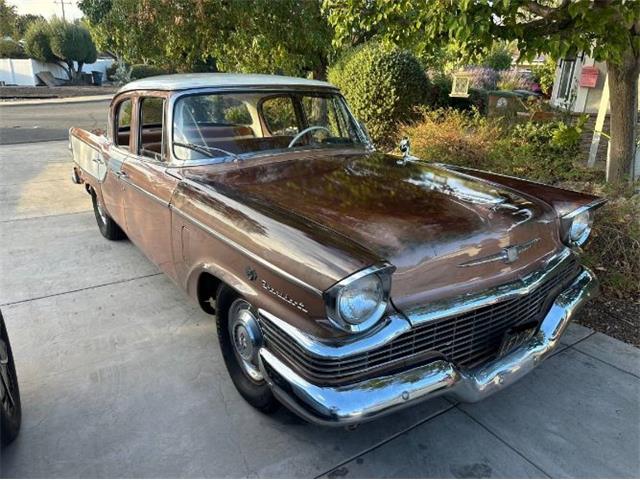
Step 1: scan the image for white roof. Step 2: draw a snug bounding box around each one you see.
[118,73,336,93]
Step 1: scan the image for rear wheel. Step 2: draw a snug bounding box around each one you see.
[216,287,279,413]
[91,193,126,241]
[1,312,21,446]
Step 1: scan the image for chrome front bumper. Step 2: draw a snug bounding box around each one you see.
[258,268,598,426]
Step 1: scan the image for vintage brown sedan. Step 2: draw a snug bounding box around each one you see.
[70,73,603,426]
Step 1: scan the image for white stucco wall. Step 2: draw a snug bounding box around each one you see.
[0,58,114,86]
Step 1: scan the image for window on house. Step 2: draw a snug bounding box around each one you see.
[557,59,576,100]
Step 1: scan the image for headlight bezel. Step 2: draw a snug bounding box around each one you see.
[561,202,603,248]
[323,263,395,333]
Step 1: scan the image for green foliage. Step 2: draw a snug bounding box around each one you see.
[0,38,26,58]
[48,18,98,69]
[482,45,512,70]
[24,20,56,63]
[24,19,97,81]
[531,57,557,96]
[324,0,639,68]
[79,0,332,77]
[328,42,429,145]
[0,0,17,38]
[130,64,172,80]
[13,13,44,40]
[551,115,588,150]
[402,109,591,184]
[0,0,45,40]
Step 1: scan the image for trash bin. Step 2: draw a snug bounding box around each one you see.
[91,71,103,86]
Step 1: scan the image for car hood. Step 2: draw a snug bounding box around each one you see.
[184,151,563,310]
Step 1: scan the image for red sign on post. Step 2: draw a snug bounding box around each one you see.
[580,66,599,88]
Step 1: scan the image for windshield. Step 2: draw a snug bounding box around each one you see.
[173,91,366,162]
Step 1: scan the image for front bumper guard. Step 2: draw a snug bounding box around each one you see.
[259,268,598,426]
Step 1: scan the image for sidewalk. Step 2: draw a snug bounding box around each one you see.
[0,85,117,105]
[0,94,114,106]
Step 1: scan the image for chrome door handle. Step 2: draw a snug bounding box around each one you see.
[91,156,103,164]
[116,170,128,179]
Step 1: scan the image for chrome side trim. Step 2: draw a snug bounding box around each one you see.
[120,177,170,207]
[171,206,323,295]
[260,268,599,426]
[561,198,607,219]
[258,248,575,360]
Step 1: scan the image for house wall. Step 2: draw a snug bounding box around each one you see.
[0,58,114,86]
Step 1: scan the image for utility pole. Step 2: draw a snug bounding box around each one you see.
[53,0,73,22]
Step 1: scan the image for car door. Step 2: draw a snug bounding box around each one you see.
[101,95,134,229]
[120,93,180,280]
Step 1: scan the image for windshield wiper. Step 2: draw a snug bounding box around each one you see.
[174,142,241,163]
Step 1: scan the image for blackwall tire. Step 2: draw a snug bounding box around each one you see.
[91,193,126,241]
[0,312,21,446]
[216,287,279,414]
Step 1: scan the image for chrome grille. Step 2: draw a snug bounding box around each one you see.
[261,257,580,385]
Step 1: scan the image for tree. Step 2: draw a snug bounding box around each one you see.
[0,0,18,38]
[79,0,332,78]
[24,20,57,62]
[24,19,97,82]
[48,19,97,80]
[325,0,640,184]
[14,13,45,39]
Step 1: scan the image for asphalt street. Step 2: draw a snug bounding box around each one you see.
[0,109,638,477]
[0,99,110,144]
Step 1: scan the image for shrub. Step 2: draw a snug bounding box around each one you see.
[24,20,56,63]
[496,69,532,91]
[328,42,429,145]
[400,107,501,167]
[531,57,557,96]
[465,66,499,90]
[106,61,117,81]
[482,46,512,70]
[581,191,640,299]
[0,39,26,58]
[130,64,172,79]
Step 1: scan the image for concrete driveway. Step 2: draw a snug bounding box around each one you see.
[0,140,638,478]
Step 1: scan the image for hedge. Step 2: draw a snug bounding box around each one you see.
[328,42,429,146]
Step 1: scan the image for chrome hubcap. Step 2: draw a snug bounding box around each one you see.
[229,299,263,382]
[96,198,107,224]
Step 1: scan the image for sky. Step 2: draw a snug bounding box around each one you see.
[8,0,84,21]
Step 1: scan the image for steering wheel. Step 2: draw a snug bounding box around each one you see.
[287,126,331,148]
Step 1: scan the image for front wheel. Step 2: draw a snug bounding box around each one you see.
[91,193,126,241]
[1,311,21,446]
[216,287,279,414]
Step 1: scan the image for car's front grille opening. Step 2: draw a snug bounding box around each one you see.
[260,256,580,386]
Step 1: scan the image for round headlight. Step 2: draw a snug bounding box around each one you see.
[568,210,593,246]
[337,274,384,325]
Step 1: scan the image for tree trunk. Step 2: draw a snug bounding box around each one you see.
[606,49,640,183]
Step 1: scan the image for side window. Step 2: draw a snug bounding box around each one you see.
[139,97,165,161]
[115,99,132,150]
[261,96,298,136]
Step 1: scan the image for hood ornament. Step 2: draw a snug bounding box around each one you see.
[458,238,540,268]
[398,137,418,165]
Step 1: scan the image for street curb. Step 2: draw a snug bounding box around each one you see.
[0,94,114,106]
